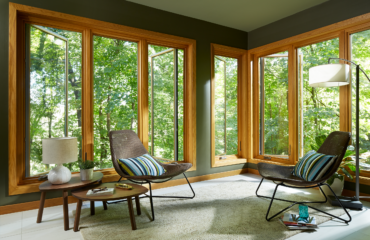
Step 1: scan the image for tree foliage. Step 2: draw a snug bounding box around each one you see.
[148,46,184,161]
[214,56,238,156]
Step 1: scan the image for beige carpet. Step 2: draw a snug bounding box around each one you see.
[76,180,346,240]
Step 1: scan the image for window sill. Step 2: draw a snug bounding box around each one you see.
[212,155,247,168]
[248,158,295,166]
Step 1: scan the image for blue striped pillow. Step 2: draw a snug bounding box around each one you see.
[117,154,165,176]
[293,150,337,181]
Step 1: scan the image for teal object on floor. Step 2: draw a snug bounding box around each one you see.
[298,204,309,220]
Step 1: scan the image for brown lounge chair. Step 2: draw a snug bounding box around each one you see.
[109,129,195,220]
[256,131,352,223]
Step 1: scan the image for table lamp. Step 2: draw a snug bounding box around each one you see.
[42,137,78,184]
[309,58,370,210]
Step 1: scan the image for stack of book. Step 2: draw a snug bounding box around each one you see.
[86,187,115,196]
[279,213,318,230]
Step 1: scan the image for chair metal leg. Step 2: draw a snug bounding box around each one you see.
[257,179,327,205]
[256,179,352,223]
[309,183,352,223]
[148,182,155,221]
[149,173,195,199]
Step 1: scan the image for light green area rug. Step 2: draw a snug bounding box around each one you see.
[76,180,346,240]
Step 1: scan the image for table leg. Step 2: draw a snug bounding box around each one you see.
[127,197,137,230]
[37,191,46,223]
[90,201,95,215]
[62,190,69,231]
[135,196,141,215]
[74,199,83,232]
[103,201,108,210]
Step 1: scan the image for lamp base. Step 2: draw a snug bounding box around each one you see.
[327,195,363,210]
[48,164,72,184]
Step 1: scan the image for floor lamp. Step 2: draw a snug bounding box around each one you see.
[309,58,370,210]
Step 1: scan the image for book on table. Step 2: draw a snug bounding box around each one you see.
[87,187,115,196]
[279,213,318,230]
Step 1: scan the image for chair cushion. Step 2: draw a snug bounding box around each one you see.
[117,154,166,176]
[293,150,337,181]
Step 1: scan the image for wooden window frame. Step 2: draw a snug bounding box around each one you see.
[252,46,296,165]
[9,3,196,195]
[210,44,247,167]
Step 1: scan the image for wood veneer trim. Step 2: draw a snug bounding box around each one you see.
[1,168,248,215]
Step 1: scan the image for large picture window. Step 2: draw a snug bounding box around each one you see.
[9,4,196,195]
[93,36,138,169]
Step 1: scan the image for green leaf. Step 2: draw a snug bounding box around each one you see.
[340,167,353,180]
[327,175,335,185]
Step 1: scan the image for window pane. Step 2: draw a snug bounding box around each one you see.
[259,52,289,157]
[214,56,238,156]
[148,45,184,161]
[351,30,370,171]
[298,38,339,157]
[27,25,82,176]
[93,36,138,169]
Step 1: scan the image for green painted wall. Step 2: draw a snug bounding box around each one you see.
[0,0,248,207]
[248,0,370,49]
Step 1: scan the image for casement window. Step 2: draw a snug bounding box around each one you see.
[258,51,289,159]
[9,3,196,195]
[297,38,340,158]
[25,24,82,176]
[148,45,184,162]
[211,44,247,167]
[253,47,295,163]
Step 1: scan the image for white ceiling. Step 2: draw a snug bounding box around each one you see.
[127,0,328,32]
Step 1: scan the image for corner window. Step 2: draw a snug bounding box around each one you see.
[211,44,247,167]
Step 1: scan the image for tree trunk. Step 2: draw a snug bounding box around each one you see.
[131,102,134,130]
[99,105,106,168]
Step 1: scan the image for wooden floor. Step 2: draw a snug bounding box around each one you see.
[1,173,369,240]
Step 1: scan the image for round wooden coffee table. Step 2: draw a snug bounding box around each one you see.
[37,172,104,231]
[71,182,148,232]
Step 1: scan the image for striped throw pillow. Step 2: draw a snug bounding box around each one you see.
[293,150,337,181]
[117,154,165,176]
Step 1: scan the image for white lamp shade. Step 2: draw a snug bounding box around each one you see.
[309,63,350,87]
[42,137,78,164]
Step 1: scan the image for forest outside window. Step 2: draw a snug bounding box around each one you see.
[350,29,370,173]
[25,24,82,177]
[148,45,184,162]
[214,56,238,157]
[297,38,340,158]
[258,51,290,160]
[93,35,138,169]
